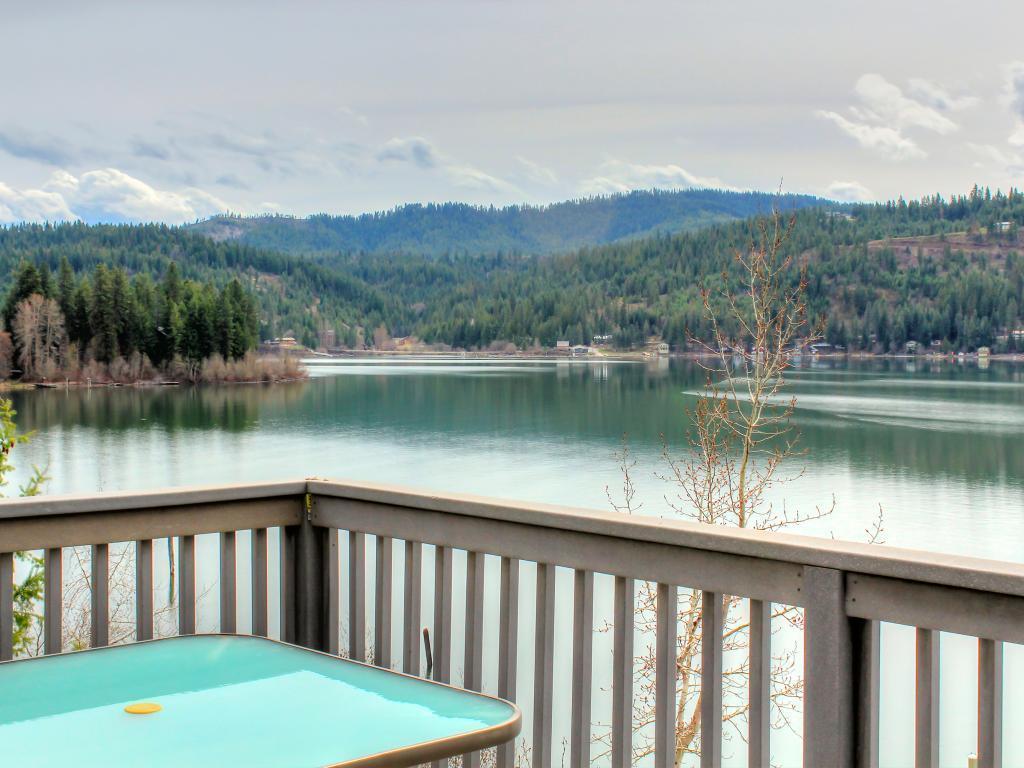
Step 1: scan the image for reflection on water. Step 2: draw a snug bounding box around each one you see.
[8,357,1024,561]
[6,357,1024,768]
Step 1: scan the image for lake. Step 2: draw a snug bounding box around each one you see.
[9,356,1023,561]
[6,356,1024,767]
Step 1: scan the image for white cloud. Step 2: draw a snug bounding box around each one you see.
[516,156,558,186]
[815,110,925,160]
[375,136,519,195]
[968,143,1024,176]
[444,164,515,193]
[0,168,228,224]
[1003,62,1024,145]
[1004,62,1024,118]
[854,74,958,134]
[907,78,978,112]
[579,160,738,196]
[376,136,441,169]
[825,180,874,202]
[0,181,76,224]
[817,73,965,162]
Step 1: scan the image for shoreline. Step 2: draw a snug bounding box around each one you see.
[0,376,309,392]
[307,348,1024,363]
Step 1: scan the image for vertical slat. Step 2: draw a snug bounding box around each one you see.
[496,556,520,768]
[403,540,422,675]
[748,599,770,768]
[915,628,940,768]
[219,531,237,634]
[461,550,486,768]
[251,527,268,637]
[853,619,881,768]
[464,551,485,689]
[295,517,325,651]
[611,575,634,768]
[978,638,1003,768]
[430,545,454,768]
[570,569,594,768]
[700,591,723,768]
[324,527,340,654]
[374,535,393,668]
[279,525,297,643]
[135,539,153,641]
[803,566,854,768]
[177,535,195,635]
[656,583,677,768]
[44,547,62,654]
[90,544,109,648]
[432,545,453,682]
[0,552,13,660]
[349,531,366,661]
[534,562,556,768]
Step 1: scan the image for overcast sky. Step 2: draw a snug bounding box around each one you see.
[1,0,1023,224]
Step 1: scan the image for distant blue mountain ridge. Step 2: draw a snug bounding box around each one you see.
[187,188,838,257]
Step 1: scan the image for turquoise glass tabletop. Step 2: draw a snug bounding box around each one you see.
[0,634,520,767]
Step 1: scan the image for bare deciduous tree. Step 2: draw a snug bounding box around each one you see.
[600,206,879,764]
[13,293,67,380]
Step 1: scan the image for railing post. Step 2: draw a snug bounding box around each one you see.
[803,566,854,768]
[293,504,325,652]
[279,523,297,644]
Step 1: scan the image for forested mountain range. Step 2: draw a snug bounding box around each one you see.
[188,189,832,256]
[1,187,1022,353]
[340,188,1024,352]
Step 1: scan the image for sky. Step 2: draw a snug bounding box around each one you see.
[1,0,1023,225]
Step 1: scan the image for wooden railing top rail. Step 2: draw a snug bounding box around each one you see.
[0,477,1021,599]
[307,479,1024,599]
[0,480,307,520]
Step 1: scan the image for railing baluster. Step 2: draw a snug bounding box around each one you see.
[349,531,366,662]
[700,591,723,768]
[44,547,62,654]
[135,539,153,641]
[570,569,594,768]
[462,550,486,768]
[433,545,453,682]
[534,562,556,768]
[219,531,236,634]
[279,525,297,643]
[325,527,340,654]
[748,599,770,768]
[978,638,1003,768]
[403,540,422,675]
[0,552,12,660]
[915,628,939,768]
[853,619,880,768]
[374,535,393,668]
[496,556,520,768]
[464,551,485,690]
[90,544,108,648]
[656,582,677,768]
[251,527,268,637]
[431,545,454,768]
[803,566,853,768]
[612,575,634,768]
[177,535,195,635]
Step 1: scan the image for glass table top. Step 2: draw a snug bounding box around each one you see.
[0,634,520,767]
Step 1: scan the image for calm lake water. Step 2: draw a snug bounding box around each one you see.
[10,356,1024,561]
[7,357,1024,768]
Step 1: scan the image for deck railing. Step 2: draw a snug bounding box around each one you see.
[1,479,1021,768]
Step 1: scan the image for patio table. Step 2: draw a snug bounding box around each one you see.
[0,634,520,767]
